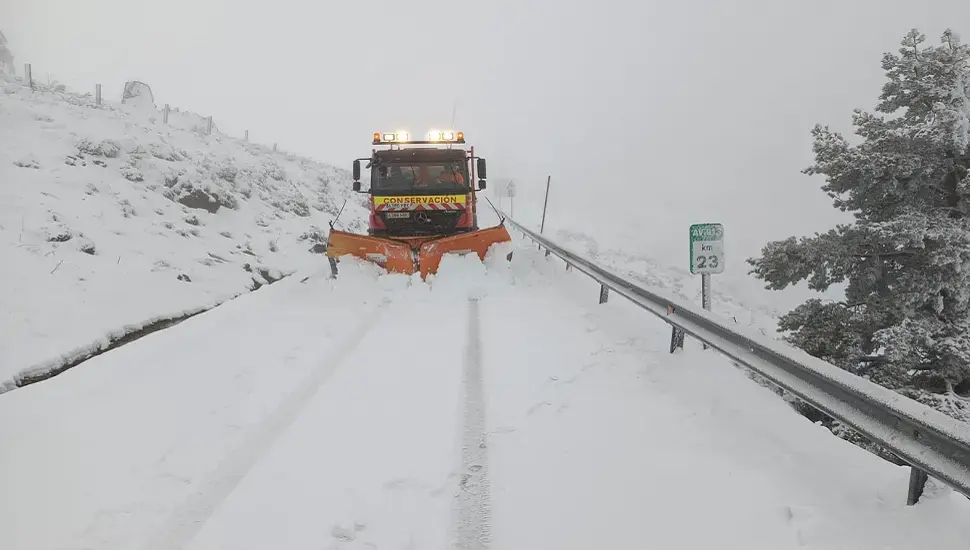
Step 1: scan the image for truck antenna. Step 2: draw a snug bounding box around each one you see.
[448,100,458,150]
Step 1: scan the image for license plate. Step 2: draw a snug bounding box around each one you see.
[385,212,410,219]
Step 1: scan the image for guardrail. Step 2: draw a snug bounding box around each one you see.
[498,211,970,506]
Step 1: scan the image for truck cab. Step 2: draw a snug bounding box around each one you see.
[327,130,505,279]
[352,132,487,239]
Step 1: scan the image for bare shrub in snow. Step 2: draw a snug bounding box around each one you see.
[44,225,73,242]
[14,155,40,169]
[163,178,237,213]
[150,143,187,162]
[77,139,120,158]
[266,164,285,181]
[269,196,311,217]
[163,169,181,188]
[118,199,136,218]
[77,238,96,255]
[216,165,238,183]
[120,164,144,183]
[298,226,326,243]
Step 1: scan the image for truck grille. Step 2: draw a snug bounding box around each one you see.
[378,210,462,236]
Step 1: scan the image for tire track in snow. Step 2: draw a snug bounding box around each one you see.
[139,301,388,550]
[451,298,492,549]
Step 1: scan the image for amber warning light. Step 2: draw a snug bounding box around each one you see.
[373,130,465,145]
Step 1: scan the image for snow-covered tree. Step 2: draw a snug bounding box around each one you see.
[748,29,970,410]
[0,30,13,74]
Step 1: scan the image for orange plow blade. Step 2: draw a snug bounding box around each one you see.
[326,229,417,275]
[418,224,513,279]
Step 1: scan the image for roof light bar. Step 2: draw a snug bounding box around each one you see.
[373,130,466,145]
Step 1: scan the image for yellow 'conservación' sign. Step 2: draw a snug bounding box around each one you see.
[373,195,467,206]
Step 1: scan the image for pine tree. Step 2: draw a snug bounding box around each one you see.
[0,30,13,74]
[748,29,970,410]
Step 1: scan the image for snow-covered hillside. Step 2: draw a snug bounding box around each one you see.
[0,73,368,390]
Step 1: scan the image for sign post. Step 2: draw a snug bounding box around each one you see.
[507,180,515,218]
[672,223,724,353]
[540,175,551,233]
[690,223,724,349]
[539,176,553,256]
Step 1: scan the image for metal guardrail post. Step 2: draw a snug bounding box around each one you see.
[907,467,929,505]
[670,326,685,353]
[668,306,685,353]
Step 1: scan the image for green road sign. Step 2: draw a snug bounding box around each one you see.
[690,223,724,275]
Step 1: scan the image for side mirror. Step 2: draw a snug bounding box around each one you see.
[476,158,487,179]
[352,181,361,192]
[352,159,361,182]
[478,180,487,190]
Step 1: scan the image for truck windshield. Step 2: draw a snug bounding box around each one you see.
[372,162,468,193]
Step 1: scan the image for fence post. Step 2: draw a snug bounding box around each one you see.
[24,63,32,90]
[95,84,102,106]
[206,116,213,135]
[244,129,249,141]
[163,104,170,124]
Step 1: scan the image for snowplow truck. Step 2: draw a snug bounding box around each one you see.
[326,131,512,279]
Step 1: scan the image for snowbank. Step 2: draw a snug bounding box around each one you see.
[0,72,369,385]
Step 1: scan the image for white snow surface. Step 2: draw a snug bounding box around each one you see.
[0,73,368,387]
[2,74,968,550]
[1,233,968,550]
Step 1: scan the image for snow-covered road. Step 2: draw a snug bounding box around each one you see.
[2,242,969,550]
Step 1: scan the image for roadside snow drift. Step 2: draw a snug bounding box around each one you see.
[0,73,368,388]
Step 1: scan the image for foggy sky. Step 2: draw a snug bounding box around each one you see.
[3,0,969,305]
